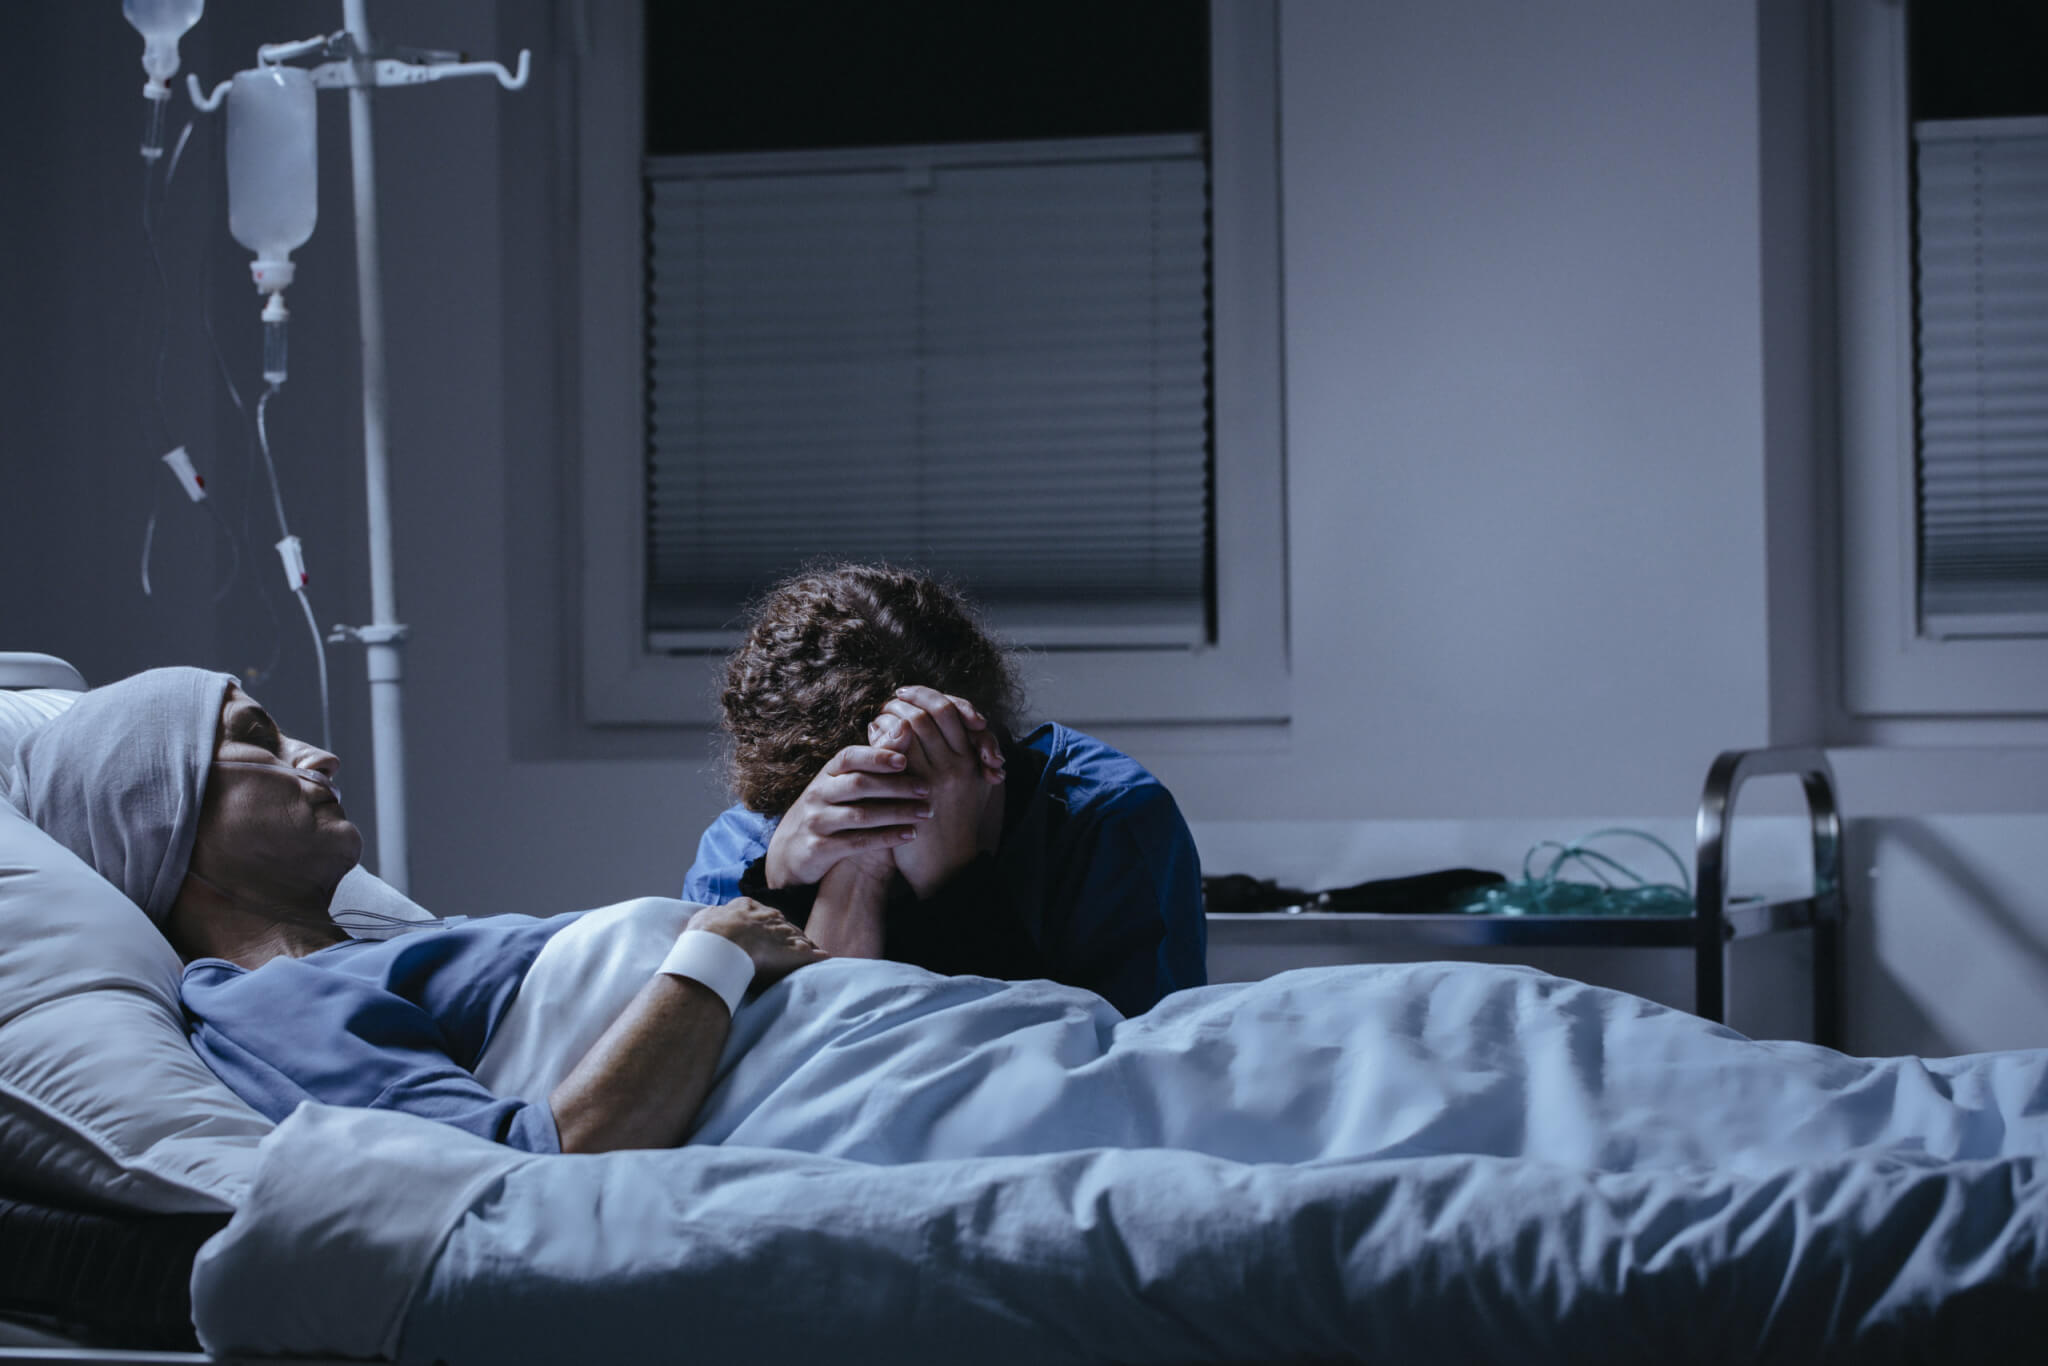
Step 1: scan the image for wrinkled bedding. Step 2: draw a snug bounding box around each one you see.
[192,959,2048,1364]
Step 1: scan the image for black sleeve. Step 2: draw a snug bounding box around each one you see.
[884,855,1051,982]
[735,855,818,929]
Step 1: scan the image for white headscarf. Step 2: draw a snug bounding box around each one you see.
[4,667,236,925]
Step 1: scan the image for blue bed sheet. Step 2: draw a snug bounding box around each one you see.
[192,959,2048,1364]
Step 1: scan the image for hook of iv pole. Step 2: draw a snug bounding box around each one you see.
[190,31,335,108]
[188,42,531,109]
[483,50,533,90]
[259,33,341,67]
[187,73,229,111]
[327,623,409,647]
[307,50,532,91]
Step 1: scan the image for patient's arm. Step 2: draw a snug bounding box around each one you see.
[807,855,891,958]
[548,899,826,1153]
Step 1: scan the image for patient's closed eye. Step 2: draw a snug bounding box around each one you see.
[231,709,283,753]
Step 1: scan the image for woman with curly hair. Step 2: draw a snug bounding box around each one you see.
[683,563,1205,1015]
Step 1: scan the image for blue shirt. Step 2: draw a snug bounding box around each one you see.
[182,913,579,1153]
[683,723,1204,1016]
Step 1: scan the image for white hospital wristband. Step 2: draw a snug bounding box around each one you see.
[658,930,755,1015]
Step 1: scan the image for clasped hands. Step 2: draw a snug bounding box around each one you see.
[763,685,1005,902]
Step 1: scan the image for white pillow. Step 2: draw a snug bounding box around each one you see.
[0,796,273,1212]
[0,652,87,693]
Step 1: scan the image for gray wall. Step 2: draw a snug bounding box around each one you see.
[5,1,2044,1054]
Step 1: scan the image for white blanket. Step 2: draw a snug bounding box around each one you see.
[474,897,699,1103]
[192,958,2048,1363]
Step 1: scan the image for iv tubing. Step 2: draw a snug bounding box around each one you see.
[141,139,281,684]
[138,113,237,606]
[137,153,171,600]
[140,89,169,163]
[256,384,333,754]
[343,0,412,893]
[253,385,292,539]
[294,582,332,754]
[195,206,285,684]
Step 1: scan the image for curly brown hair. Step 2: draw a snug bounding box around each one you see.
[721,563,1026,814]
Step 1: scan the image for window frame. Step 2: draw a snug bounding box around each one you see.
[575,1,1289,728]
[1834,0,2048,717]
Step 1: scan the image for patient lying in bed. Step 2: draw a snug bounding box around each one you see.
[10,667,2048,1183]
[7,666,824,1155]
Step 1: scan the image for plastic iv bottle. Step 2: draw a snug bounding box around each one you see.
[122,0,205,160]
[227,66,318,382]
[124,0,204,91]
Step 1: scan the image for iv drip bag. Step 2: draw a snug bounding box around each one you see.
[227,66,318,298]
[122,0,205,95]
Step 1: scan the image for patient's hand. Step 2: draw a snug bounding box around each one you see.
[868,686,1005,900]
[687,898,831,987]
[764,743,929,889]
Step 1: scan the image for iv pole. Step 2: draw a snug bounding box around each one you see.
[190,11,529,895]
[338,0,409,892]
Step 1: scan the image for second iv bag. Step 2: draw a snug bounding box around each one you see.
[227,66,318,308]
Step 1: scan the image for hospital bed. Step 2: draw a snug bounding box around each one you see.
[0,653,2037,1364]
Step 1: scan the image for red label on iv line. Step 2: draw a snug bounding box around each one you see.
[161,446,207,502]
[274,534,309,589]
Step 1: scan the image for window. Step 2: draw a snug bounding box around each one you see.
[644,140,1212,649]
[1835,0,2048,715]
[576,3,1287,727]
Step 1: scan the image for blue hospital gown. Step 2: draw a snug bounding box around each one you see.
[683,723,1205,1016]
[182,913,581,1153]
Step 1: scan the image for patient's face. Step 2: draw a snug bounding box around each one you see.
[187,685,363,903]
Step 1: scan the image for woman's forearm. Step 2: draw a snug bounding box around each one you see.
[548,973,732,1154]
[806,859,891,959]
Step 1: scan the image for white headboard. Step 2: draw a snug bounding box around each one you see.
[0,653,86,787]
[0,652,87,692]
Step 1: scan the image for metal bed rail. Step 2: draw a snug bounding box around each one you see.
[1206,746,1848,1045]
[1694,746,1844,1047]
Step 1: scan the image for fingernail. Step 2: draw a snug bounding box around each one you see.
[917,806,933,818]
[900,828,918,841]
[912,785,929,796]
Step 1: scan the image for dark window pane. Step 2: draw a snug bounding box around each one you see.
[1911,0,2048,121]
[646,1,1209,154]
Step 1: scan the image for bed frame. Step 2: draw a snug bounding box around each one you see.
[0,648,1844,1360]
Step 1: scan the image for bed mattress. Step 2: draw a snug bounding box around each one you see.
[0,1182,222,1350]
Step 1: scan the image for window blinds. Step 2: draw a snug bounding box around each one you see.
[1913,117,2048,636]
[643,136,1211,647]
